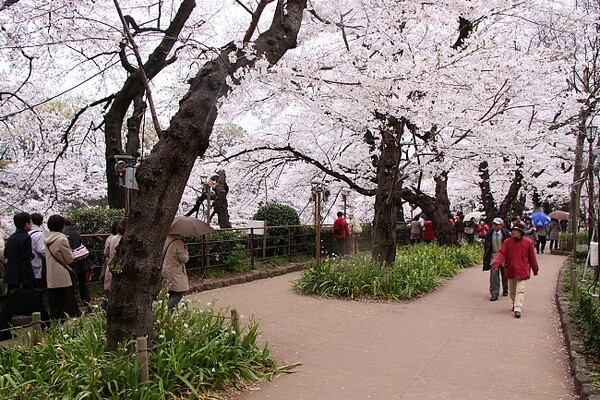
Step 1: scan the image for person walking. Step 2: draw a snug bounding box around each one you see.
[44,215,80,321]
[347,213,362,253]
[29,213,45,288]
[548,218,560,251]
[535,224,548,254]
[410,215,422,244]
[455,215,465,243]
[493,222,539,318]
[464,218,476,245]
[63,217,91,307]
[332,211,350,257]
[483,217,510,301]
[162,234,190,311]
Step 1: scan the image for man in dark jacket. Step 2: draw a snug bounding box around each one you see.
[0,212,36,339]
[483,217,510,301]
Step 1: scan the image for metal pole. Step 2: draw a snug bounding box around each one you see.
[315,187,322,265]
[572,186,580,300]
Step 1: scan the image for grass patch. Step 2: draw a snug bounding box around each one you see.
[294,243,483,301]
[0,297,279,399]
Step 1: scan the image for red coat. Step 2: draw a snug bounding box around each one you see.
[493,236,539,280]
[333,217,350,239]
[423,221,435,241]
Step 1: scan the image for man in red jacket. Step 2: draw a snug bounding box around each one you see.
[493,222,539,318]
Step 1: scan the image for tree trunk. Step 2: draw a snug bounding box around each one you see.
[106,0,307,350]
[479,159,524,221]
[399,173,457,246]
[498,164,524,220]
[212,170,232,228]
[371,126,401,264]
[478,161,496,220]
[125,93,145,159]
[104,0,195,208]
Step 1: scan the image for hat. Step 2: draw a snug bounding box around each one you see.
[492,217,503,225]
[511,222,525,234]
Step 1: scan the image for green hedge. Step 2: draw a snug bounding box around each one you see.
[294,243,483,301]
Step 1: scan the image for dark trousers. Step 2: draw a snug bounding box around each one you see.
[167,291,184,311]
[490,266,508,298]
[335,238,347,257]
[48,287,80,321]
[536,235,547,253]
[549,239,557,251]
[76,271,90,305]
[0,285,50,339]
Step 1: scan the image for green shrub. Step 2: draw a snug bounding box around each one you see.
[294,243,483,301]
[253,203,300,258]
[0,297,278,399]
[67,206,124,234]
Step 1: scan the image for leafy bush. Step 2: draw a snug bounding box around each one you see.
[252,203,300,226]
[66,206,124,234]
[0,298,278,399]
[294,243,483,301]
[253,203,300,258]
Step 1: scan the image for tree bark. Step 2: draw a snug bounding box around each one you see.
[106,0,307,350]
[371,121,401,264]
[479,159,524,221]
[398,173,457,246]
[104,0,195,208]
[211,170,232,228]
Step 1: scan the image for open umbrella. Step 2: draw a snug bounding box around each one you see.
[548,210,570,221]
[529,211,551,228]
[168,216,214,236]
[463,211,483,222]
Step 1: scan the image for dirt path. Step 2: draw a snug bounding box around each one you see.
[190,252,575,400]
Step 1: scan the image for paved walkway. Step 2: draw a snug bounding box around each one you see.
[190,252,576,400]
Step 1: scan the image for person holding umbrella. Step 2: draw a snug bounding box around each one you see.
[162,234,190,312]
[493,222,539,318]
[548,218,560,251]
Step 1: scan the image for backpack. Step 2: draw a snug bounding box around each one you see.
[352,224,363,234]
[334,226,343,235]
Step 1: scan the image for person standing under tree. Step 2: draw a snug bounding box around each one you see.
[347,213,362,253]
[483,218,510,301]
[1,212,49,340]
[63,217,91,307]
[493,222,539,318]
[44,215,80,321]
[29,213,45,288]
[332,211,350,257]
[548,218,560,252]
[162,234,190,311]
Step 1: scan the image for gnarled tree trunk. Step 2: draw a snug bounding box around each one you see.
[106,0,307,350]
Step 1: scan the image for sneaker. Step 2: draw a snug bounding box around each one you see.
[514,311,521,318]
[502,292,508,297]
[490,296,498,301]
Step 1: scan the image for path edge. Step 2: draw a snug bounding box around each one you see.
[556,258,600,400]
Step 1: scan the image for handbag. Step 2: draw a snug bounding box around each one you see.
[48,247,78,286]
[464,227,475,235]
[72,244,90,261]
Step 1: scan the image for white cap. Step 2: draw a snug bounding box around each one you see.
[492,217,503,225]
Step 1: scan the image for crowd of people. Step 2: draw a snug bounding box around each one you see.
[0,211,191,340]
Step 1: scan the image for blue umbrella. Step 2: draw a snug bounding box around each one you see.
[529,211,551,228]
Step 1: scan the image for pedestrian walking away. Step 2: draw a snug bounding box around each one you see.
[483,217,510,301]
[332,211,350,257]
[493,222,539,318]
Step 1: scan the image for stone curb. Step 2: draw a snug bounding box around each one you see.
[187,262,306,294]
[556,258,600,400]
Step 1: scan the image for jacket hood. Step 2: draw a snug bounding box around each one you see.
[44,231,64,247]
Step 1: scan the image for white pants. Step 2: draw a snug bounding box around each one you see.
[508,279,527,312]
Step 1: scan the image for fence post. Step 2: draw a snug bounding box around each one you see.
[262,221,268,259]
[137,336,149,383]
[32,312,42,334]
[250,228,255,269]
[287,226,292,262]
[383,267,390,289]
[231,309,240,334]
